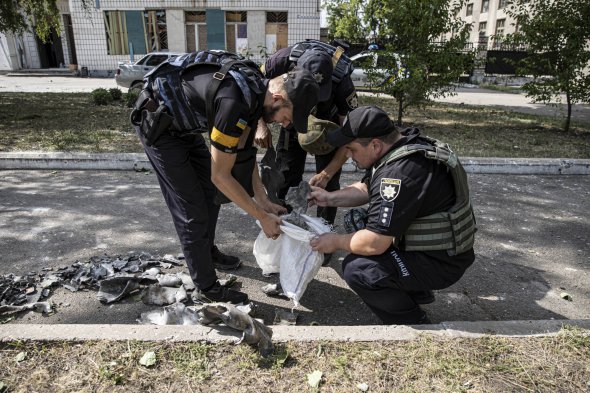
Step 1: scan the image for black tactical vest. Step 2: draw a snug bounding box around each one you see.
[372,133,476,256]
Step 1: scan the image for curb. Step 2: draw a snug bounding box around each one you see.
[1,152,589,175]
[1,320,589,343]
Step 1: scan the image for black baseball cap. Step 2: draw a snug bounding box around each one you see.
[297,48,333,101]
[326,106,397,147]
[283,67,320,133]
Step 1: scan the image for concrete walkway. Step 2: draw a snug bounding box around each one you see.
[1,151,589,175]
[2,320,590,343]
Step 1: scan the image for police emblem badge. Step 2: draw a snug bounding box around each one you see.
[313,72,324,83]
[346,92,359,109]
[380,178,401,202]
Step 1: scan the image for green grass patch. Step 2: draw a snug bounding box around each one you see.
[479,84,524,94]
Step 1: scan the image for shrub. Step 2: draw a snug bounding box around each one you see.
[109,87,123,100]
[125,90,139,108]
[91,88,113,105]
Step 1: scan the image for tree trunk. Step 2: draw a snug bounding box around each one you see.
[565,89,572,133]
[397,95,403,126]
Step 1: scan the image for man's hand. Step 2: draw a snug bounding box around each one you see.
[308,185,331,208]
[308,170,331,189]
[258,197,288,216]
[254,120,273,148]
[310,233,340,254]
[259,212,282,239]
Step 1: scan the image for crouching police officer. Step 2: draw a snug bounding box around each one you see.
[132,51,320,304]
[308,106,476,324]
[256,40,358,226]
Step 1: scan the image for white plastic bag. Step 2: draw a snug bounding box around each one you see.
[253,214,332,306]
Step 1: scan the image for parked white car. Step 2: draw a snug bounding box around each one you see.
[350,51,407,90]
[115,52,185,90]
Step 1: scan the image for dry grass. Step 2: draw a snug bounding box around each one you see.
[0,92,588,158]
[1,327,589,392]
[360,95,590,159]
[0,92,141,153]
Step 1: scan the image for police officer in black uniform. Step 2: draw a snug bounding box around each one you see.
[309,106,476,324]
[136,56,320,304]
[255,41,359,226]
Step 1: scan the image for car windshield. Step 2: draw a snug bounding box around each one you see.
[145,54,169,66]
[352,54,374,69]
[135,55,150,66]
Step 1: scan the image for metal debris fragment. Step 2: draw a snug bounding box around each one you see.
[198,303,274,356]
[162,254,183,266]
[137,303,201,325]
[177,273,195,291]
[219,274,238,288]
[141,284,187,306]
[273,309,298,325]
[97,276,141,304]
[40,275,61,289]
[0,302,53,315]
[284,181,312,228]
[156,275,183,288]
[261,283,287,298]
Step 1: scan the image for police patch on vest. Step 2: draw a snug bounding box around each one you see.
[346,92,359,109]
[380,178,401,202]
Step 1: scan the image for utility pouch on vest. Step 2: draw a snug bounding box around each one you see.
[139,104,174,146]
[131,90,173,146]
[213,146,258,205]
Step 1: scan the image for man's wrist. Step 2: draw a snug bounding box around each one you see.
[320,170,331,180]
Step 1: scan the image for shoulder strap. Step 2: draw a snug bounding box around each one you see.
[205,59,263,149]
[289,40,353,83]
[371,144,433,176]
[205,59,242,135]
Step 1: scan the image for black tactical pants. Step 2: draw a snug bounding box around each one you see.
[342,246,470,324]
[276,127,341,224]
[137,128,219,290]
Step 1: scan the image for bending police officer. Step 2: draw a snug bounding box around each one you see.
[256,40,359,226]
[133,52,320,304]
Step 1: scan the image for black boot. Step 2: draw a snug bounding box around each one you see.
[193,281,248,304]
[408,290,435,305]
[211,245,241,270]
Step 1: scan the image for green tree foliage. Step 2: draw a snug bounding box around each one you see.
[504,0,590,132]
[324,0,367,43]
[1,0,91,42]
[326,0,475,125]
[0,0,60,42]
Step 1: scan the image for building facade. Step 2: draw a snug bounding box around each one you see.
[454,0,518,50]
[1,0,321,75]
